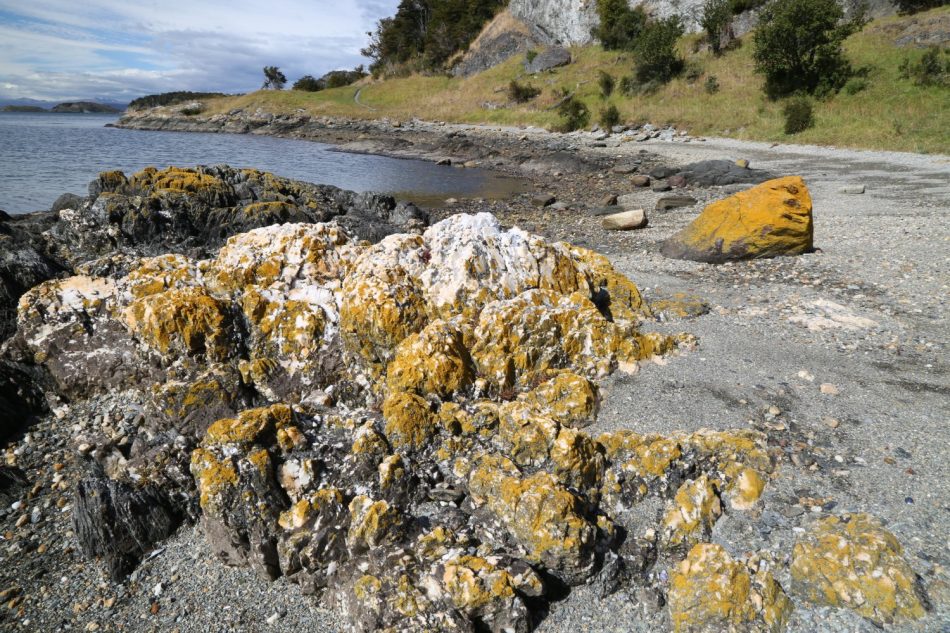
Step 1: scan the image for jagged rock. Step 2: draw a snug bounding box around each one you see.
[525,46,572,73]
[661,177,814,263]
[48,165,428,268]
[12,210,791,632]
[669,543,792,633]
[791,513,929,625]
[0,358,49,440]
[649,292,710,320]
[0,466,28,507]
[73,469,181,580]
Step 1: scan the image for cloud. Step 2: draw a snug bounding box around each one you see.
[0,0,400,102]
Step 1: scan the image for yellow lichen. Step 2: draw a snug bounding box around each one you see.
[385,320,474,398]
[382,391,436,452]
[204,404,293,447]
[123,287,231,360]
[790,513,927,625]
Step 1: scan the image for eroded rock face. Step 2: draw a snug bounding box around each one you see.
[15,212,794,631]
[791,513,930,625]
[661,176,814,263]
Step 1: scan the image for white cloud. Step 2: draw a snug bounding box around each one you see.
[0,0,400,102]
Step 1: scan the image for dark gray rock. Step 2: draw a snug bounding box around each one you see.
[0,358,50,441]
[676,159,772,186]
[525,46,572,73]
[656,196,698,211]
[73,470,181,580]
[50,192,85,213]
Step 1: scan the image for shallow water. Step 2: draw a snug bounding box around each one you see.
[0,112,526,214]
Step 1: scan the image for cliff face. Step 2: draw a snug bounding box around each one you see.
[509,0,898,45]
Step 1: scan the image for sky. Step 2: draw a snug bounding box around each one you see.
[0,0,399,103]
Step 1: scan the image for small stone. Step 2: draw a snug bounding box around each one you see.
[819,383,839,395]
[651,182,672,193]
[445,198,458,205]
[655,196,697,211]
[15,514,28,528]
[735,159,750,169]
[599,194,618,206]
[436,158,451,166]
[611,165,638,175]
[153,582,163,597]
[602,209,648,231]
[822,417,840,429]
[266,612,281,625]
[839,185,865,194]
[667,174,687,188]
[767,405,781,416]
[630,175,651,187]
[150,602,160,615]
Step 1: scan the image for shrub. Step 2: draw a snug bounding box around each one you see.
[598,71,616,98]
[180,105,204,116]
[555,95,590,132]
[634,16,685,83]
[701,0,732,54]
[599,104,622,130]
[753,0,865,99]
[618,75,638,95]
[842,77,869,95]
[705,75,721,94]
[899,46,950,87]
[526,49,538,64]
[293,75,324,91]
[262,66,287,90]
[594,0,647,50]
[508,80,541,103]
[782,96,814,134]
[684,62,703,84]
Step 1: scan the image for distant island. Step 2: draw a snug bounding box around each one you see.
[1,105,47,112]
[50,101,121,113]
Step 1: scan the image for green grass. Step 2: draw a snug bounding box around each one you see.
[200,7,949,153]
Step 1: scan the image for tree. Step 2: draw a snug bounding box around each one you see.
[700,0,732,54]
[262,66,287,90]
[753,0,865,99]
[634,16,684,83]
[293,75,324,91]
[594,0,647,50]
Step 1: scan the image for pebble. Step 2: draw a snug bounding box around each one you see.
[822,417,840,429]
[266,612,282,625]
[839,185,866,194]
[819,383,840,395]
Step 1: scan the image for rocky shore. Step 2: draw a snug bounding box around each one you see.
[1,111,948,633]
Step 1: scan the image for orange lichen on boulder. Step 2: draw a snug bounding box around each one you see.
[661,176,813,263]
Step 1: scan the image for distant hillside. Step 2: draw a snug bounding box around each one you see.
[1,105,46,112]
[51,102,121,113]
[172,6,948,154]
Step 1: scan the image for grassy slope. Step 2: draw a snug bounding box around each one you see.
[203,8,950,154]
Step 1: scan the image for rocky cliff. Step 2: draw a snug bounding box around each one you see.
[509,0,899,45]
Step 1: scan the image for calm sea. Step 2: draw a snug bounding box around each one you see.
[0,113,525,214]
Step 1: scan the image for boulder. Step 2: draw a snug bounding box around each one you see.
[791,513,929,625]
[676,159,772,187]
[661,176,813,263]
[669,543,792,633]
[602,209,648,230]
[525,46,572,73]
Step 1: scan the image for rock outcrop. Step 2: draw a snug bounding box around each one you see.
[0,165,427,344]
[661,176,814,263]
[11,209,798,631]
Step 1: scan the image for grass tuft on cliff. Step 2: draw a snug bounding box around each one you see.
[196,7,949,154]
